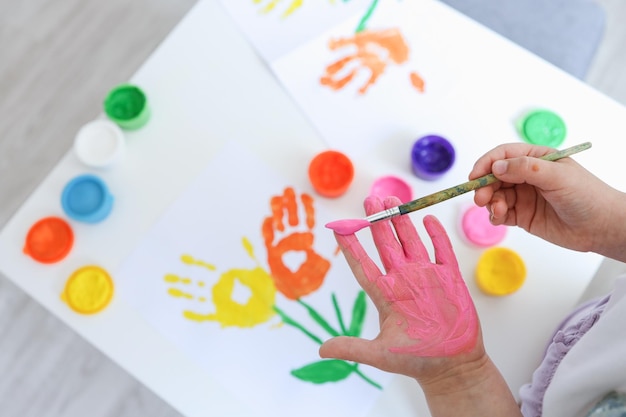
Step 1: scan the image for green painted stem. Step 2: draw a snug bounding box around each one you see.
[273,305,323,344]
[355,366,383,390]
[297,298,341,337]
[355,0,379,32]
[331,293,348,334]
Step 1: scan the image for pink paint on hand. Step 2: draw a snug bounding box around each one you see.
[325,219,371,235]
[339,198,479,357]
[377,215,478,356]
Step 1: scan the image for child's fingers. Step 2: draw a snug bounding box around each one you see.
[335,233,387,307]
[423,215,459,270]
[388,199,429,262]
[366,196,405,272]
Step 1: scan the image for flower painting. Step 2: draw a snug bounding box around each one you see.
[117,143,390,416]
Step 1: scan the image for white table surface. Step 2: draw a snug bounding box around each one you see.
[2,0,626,416]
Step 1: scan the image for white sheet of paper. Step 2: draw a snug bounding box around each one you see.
[116,142,391,417]
[268,0,474,155]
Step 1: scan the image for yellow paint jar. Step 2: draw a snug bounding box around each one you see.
[62,265,114,314]
[475,247,526,296]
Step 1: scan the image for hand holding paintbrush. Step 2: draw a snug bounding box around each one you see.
[326,142,592,235]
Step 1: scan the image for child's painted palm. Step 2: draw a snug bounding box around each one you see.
[321,196,482,381]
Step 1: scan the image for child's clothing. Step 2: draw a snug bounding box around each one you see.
[519,276,626,417]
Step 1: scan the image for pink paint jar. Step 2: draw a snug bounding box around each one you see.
[460,204,507,247]
[369,175,413,203]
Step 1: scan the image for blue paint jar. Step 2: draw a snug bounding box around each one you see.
[61,174,114,223]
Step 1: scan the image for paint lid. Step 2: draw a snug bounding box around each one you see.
[411,135,455,181]
[475,247,526,296]
[23,216,74,263]
[62,265,114,314]
[308,150,354,198]
[103,84,150,130]
[74,119,125,168]
[460,204,507,247]
[518,109,566,147]
[369,175,413,203]
[61,174,114,223]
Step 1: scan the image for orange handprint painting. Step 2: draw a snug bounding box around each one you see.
[321,28,425,94]
[262,187,331,300]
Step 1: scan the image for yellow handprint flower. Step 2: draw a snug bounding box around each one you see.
[166,238,276,328]
[185,266,276,327]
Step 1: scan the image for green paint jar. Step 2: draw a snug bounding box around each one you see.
[517,109,566,147]
[103,84,150,130]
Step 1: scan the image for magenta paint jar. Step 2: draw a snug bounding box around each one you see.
[411,135,455,181]
[460,204,507,247]
[369,175,413,203]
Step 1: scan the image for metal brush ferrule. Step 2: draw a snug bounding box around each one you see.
[366,206,401,223]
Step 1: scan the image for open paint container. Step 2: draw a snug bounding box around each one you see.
[475,247,526,296]
[308,150,354,198]
[104,84,151,130]
[369,175,413,203]
[62,265,114,314]
[517,109,566,147]
[411,135,455,180]
[459,204,507,247]
[61,174,114,223]
[23,216,74,263]
[74,119,125,168]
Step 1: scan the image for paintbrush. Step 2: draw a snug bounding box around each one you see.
[326,142,592,235]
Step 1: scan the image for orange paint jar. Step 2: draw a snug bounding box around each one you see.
[24,217,74,263]
[308,150,354,198]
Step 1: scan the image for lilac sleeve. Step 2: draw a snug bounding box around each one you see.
[519,296,609,417]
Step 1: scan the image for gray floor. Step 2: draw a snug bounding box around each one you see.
[0,0,625,416]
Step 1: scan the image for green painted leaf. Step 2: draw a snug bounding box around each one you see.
[348,290,367,337]
[291,359,355,384]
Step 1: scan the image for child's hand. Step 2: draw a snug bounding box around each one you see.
[319,196,483,384]
[470,143,626,261]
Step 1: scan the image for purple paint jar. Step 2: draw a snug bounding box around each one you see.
[411,135,455,181]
